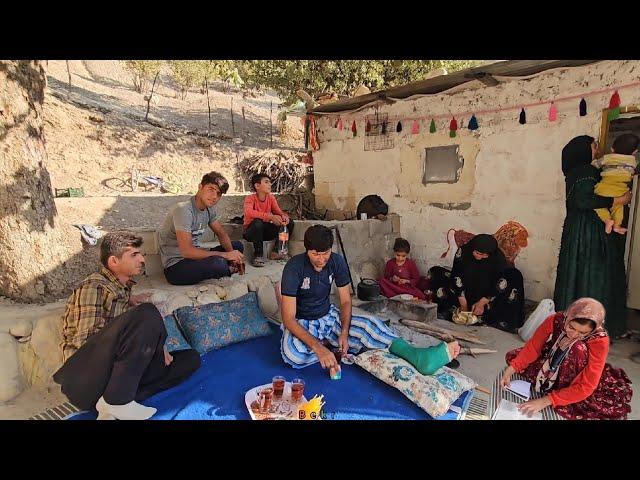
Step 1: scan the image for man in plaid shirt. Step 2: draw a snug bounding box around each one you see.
[53,231,200,420]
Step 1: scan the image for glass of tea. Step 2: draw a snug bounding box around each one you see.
[257,387,274,413]
[291,378,305,403]
[272,376,286,399]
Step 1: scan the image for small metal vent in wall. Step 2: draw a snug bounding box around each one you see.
[422,145,464,184]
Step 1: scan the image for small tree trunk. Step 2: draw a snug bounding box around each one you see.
[144,71,160,122]
[205,77,212,136]
[270,100,273,147]
[66,60,72,98]
[230,96,235,137]
[242,105,246,138]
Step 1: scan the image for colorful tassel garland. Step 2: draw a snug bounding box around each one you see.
[579,98,587,116]
[548,103,557,122]
[519,108,526,125]
[449,117,457,138]
[351,120,357,137]
[429,119,436,133]
[468,114,479,130]
[396,121,402,133]
[608,90,621,121]
[411,120,420,134]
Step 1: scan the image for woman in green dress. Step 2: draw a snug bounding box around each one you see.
[553,135,632,338]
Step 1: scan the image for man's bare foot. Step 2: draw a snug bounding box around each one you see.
[613,226,628,235]
[604,219,614,234]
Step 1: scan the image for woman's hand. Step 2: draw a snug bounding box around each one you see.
[613,191,632,206]
[458,297,468,312]
[472,298,490,316]
[501,365,516,389]
[518,396,552,417]
[392,275,401,284]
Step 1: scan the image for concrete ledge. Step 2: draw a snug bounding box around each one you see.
[356,298,437,323]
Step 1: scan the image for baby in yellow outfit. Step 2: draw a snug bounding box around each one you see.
[592,133,639,234]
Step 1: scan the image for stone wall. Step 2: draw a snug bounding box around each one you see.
[311,60,640,301]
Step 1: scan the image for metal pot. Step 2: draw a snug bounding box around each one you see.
[357,278,381,301]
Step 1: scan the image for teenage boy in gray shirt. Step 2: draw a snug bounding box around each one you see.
[158,171,244,285]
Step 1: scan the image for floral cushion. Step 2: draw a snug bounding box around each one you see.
[174,292,273,354]
[354,349,476,418]
[163,314,192,353]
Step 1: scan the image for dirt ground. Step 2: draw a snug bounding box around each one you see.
[44,61,305,198]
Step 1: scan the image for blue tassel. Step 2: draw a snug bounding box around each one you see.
[468,115,479,130]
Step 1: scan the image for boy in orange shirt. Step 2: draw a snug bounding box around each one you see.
[243,174,295,267]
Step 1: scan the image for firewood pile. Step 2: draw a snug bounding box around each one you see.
[240,150,309,193]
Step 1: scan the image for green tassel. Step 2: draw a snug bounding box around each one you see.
[608,107,621,121]
[429,119,436,133]
[449,130,456,138]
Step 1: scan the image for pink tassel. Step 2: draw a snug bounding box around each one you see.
[411,120,420,134]
[548,102,557,122]
[337,118,343,131]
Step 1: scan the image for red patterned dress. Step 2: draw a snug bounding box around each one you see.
[506,313,632,420]
[378,259,428,300]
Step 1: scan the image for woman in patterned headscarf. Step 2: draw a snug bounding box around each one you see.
[502,298,632,419]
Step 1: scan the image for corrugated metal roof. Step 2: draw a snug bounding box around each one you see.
[310,60,600,114]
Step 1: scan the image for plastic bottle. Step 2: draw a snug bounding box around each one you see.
[277,224,289,255]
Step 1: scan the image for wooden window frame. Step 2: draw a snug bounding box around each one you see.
[597,105,640,154]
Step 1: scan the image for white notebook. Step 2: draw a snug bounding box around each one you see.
[492,399,542,420]
[505,380,531,401]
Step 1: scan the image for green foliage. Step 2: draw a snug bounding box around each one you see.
[168,60,203,99]
[122,60,163,93]
[125,60,486,103]
[168,61,246,98]
[237,60,486,104]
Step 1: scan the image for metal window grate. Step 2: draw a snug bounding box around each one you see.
[28,402,81,420]
[364,112,393,151]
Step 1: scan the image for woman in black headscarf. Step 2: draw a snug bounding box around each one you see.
[553,135,631,338]
[429,234,525,332]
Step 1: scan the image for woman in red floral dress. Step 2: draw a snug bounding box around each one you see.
[502,297,632,420]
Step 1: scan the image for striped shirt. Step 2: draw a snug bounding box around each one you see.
[60,267,134,362]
